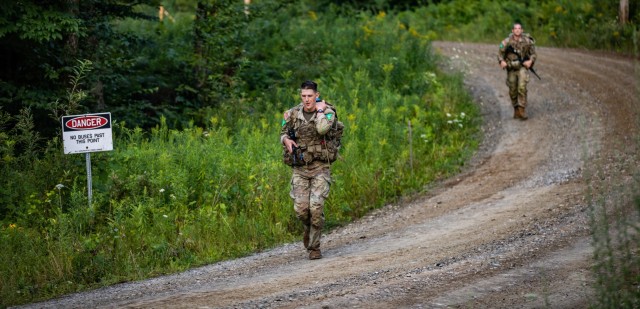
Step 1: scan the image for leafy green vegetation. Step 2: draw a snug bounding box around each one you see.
[0,2,480,306]
[0,0,638,307]
[407,0,639,52]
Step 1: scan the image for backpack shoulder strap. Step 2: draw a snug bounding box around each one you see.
[523,33,535,44]
[325,102,338,117]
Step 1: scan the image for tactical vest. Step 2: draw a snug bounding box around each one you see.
[505,33,535,69]
[283,103,344,166]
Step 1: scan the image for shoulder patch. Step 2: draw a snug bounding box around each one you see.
[499,42,504,49]
[326,113,334,120]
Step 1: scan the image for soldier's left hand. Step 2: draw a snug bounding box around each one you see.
[523,60,533,69]
[315,100,327,112]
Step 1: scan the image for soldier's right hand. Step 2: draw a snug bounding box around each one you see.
[284,138,298,154]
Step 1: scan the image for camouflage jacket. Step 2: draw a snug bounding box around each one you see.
[498,33,537,66]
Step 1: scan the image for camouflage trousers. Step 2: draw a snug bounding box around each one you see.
[290,164,331,250]
[506,66,530,108]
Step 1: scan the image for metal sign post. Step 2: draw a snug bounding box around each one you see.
[86,153,93,207]
[61,112,113,207]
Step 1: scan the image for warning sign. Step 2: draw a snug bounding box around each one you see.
[61,113,113,154]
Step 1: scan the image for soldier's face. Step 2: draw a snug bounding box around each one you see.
[300,89,318,112]
[512,24,523,36]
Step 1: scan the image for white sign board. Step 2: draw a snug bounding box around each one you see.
[61,112,113,154]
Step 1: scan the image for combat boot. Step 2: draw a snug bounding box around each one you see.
[309,249,322,260]
[514,106,523,119]
[518,106,528,120]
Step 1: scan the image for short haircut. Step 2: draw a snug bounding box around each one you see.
[300,80,318,92]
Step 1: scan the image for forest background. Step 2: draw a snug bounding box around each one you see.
[0,0,638,307]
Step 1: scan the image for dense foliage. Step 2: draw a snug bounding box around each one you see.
[1,0,637,140]
[412,0,639,51]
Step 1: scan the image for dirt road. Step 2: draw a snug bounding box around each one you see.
[22,42,639,308]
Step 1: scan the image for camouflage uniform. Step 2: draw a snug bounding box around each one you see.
[498,33,537,117]
[280,103,336,252]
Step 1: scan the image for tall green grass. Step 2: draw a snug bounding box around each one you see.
[0,6,479,307]
[586,145,640,309]
[587,29,640,309]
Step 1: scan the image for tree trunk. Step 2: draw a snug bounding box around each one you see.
[194,2,207,89]
[619,0,629,25]
[65,0,79,57]
[93,80,105,110]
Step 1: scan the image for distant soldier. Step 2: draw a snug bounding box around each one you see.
[498,23,537,120]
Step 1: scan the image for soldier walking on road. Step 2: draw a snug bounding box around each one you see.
[498,23,537,120]
[280,80,342,260]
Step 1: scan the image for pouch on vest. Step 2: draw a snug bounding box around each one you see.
[508,60,521,70]
[312,138,340,163]
[283,145,307,166]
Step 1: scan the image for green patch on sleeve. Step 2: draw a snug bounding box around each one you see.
[499,43,504,49]
[326,113,333,120]
[281,119,286,126]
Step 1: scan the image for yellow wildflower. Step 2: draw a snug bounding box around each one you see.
[308,11,318,21]
[382,63,394,74]
[362,25,374,39]
[409,28,421,38]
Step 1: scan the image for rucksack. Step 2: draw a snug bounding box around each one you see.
[322,103,344,162]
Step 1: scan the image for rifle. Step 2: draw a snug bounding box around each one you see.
[505,45,541,80]
[287,127,303,166]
